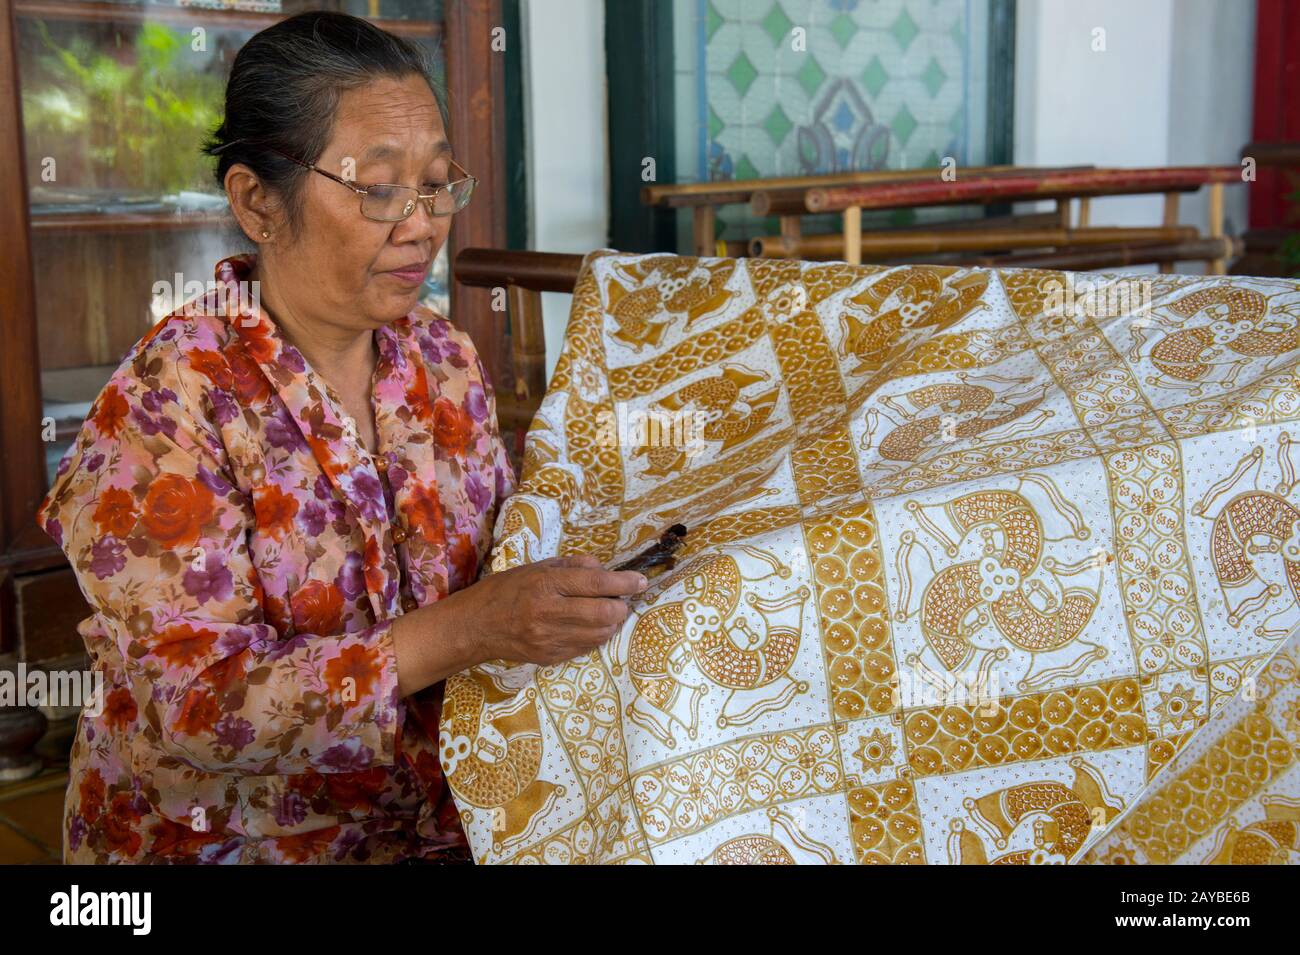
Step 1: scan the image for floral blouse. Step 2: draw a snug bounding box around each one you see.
[38,254,515,864]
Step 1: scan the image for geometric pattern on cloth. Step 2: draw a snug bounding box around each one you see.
[442,251,1300,864]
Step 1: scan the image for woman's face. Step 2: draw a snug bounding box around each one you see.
[259,73,454,330]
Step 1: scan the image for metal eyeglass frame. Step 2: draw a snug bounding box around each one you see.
[267,145,477,222]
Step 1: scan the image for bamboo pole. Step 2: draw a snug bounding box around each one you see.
[968,236,1240,270]
[1159,193,1180,273]
[1207,182,1226,275]
[1055,199,1071,228]
[749,164,1096,217]
[843,206,862,265]
[693,206,716,257]
[642,163,1021,207]
[807,165,1242,214]
[749,225,1198,260]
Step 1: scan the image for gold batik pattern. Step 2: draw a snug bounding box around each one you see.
[444,252,1300,864]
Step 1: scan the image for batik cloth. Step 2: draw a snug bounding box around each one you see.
[39,254,515,863]
[445,250,1300,864]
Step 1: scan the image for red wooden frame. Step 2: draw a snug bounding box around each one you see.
[1249,0,1300,228]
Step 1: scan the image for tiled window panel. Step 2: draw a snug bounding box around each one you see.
[672,0,999,243]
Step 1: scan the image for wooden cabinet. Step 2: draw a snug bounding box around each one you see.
[0,0,509,665]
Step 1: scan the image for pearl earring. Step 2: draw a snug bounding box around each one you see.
[261,230,270,239]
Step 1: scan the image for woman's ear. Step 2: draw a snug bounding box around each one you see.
[224,163,279,244]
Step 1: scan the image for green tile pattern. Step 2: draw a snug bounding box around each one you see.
[673,0,1000,239]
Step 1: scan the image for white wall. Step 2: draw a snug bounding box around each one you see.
[515,0,1258,377]
[520,0,609,378]
[1014,0,1254,242]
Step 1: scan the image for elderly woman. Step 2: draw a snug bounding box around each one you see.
[39,11,645,864]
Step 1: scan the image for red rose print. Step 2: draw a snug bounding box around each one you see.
[171,686,222,737]
[153,623,220,667]
[291,578,344,635]
[91,385,130,439]
[226,346,272,406]
[141,474,215,549]
[403,481,446,544]
[102,687,138,731]
[186,349,233,390]
[78,768,106,824]
[432,395,473,454]
[323,643,382,703]
[93,486,138,538]
[253,484,300,540]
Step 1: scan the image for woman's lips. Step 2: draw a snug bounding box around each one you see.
[383,261,431,286]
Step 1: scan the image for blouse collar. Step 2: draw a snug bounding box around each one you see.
[212,254,451,612]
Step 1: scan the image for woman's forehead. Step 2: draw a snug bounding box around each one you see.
[330,87,450,163]
[333,78,445,138]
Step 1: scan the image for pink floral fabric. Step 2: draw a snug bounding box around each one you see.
[38,254,515,863]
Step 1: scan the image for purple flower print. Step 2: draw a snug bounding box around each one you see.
[215,625,263,657]
[131,408,177,440]
[46,518,63,548]
[300,501,327,537]
[68,816,86,852]
[319,742,375,773]
[377,333,402,365]
[465,471,491,513]
[265,410,307,453]
[214,713,255,752]
[90,536,127,579]
[265,632,309,661]
[199,839,243,865]
[208,389,238,426]
[198,464,234,496]
[336,551,366,601]
[420,338,447,367]
[273,792,308,828]
[348,470,388,523]
[85,453,105,473]
[496,463,514,501]
[141,388,178,414]
[183,552,235,605]
[333,829,368,863]
[279,347,306,375]
[465,382,488,423]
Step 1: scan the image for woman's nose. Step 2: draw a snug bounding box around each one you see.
[391,197,446,244]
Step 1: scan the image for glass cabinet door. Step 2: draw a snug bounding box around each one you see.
[12,0,449,485]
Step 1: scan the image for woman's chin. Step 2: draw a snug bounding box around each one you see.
[370,285,425,323]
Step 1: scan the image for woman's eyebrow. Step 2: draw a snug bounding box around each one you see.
[358,140,453,163]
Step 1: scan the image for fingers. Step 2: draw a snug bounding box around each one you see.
[552,567,648,598]
[554,595,631,630]
[545,555,603,570]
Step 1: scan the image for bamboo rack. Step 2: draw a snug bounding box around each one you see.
[751,225,1197,260]
[643,164,1092,255]
[803,166,1242,272]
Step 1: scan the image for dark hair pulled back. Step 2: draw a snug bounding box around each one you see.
[204,11,444,233]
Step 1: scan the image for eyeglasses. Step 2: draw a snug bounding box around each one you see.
[268,145,477,222]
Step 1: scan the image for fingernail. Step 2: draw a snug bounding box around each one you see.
[637,575,649,590]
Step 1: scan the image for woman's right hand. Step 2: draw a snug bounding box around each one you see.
[394,555,649,694]
[464,554,649,665]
